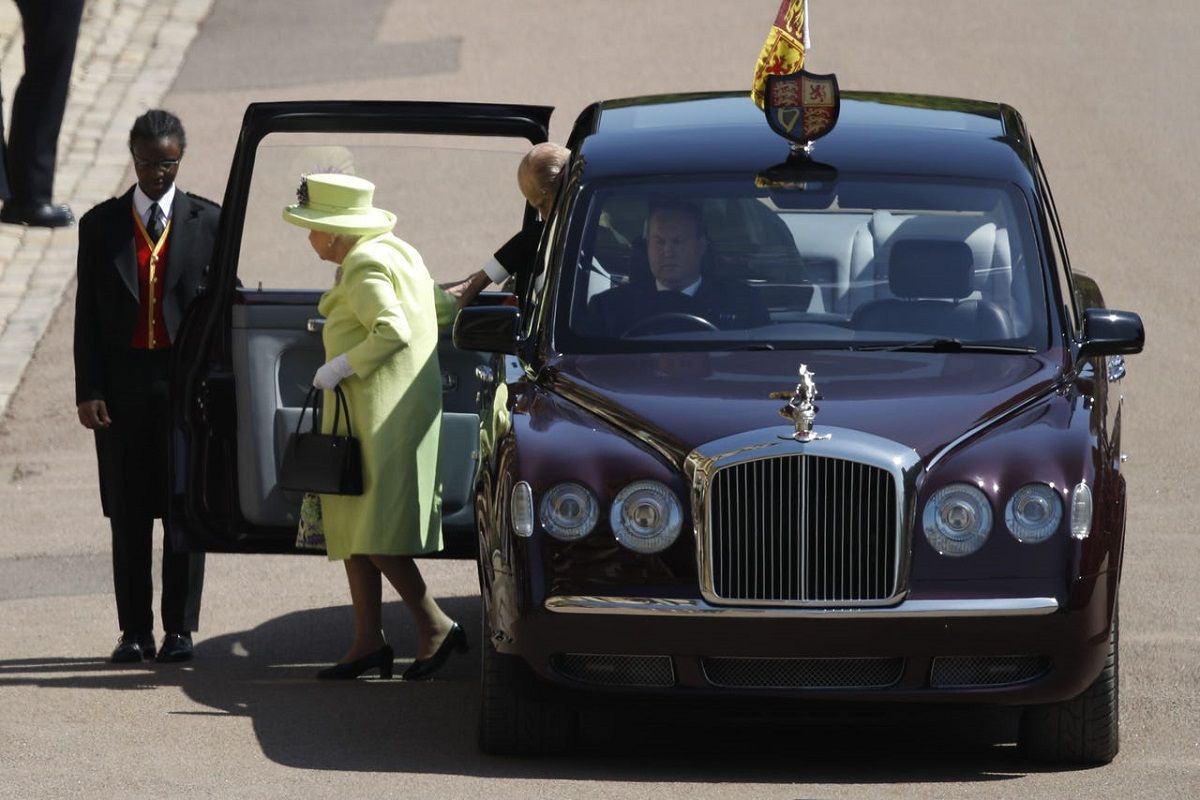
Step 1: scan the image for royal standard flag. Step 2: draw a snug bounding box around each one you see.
[751,0,808,110]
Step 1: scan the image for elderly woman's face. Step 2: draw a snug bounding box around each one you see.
[308,229,337,263]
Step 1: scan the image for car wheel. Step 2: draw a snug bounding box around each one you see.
[1018,603,1119,764]
[478,619,576,755]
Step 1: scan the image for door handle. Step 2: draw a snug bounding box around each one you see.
[306,318,325,333]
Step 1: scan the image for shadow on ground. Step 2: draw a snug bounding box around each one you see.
[0,595,1081,783]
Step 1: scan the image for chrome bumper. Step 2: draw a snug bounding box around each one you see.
[544,595,1060,619]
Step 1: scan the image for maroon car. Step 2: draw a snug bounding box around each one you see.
[452,90,1143,762]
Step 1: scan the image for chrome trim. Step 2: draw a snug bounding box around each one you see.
[1106,354,1126,382]
[545,595,1060,618]
[305,317,325,332]
[686,426,921,608]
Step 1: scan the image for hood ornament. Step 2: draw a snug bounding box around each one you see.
[773,364,830,442]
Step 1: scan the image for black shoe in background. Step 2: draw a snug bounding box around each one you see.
[111,632,156,663]
[155,632,194,663]
[0,201,75,228]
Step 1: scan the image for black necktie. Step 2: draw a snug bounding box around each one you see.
[146,202,163,242]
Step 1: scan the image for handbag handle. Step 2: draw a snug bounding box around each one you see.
[294,385,354,438]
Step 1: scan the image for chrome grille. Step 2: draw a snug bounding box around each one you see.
[703,657,903,689]
[708,455,899,604]
[550,654,675,687]
[930,656,1051,688]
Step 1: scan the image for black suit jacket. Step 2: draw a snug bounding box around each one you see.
[582,275,771,338]
[73,187,220,405]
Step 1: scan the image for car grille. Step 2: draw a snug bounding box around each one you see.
[550,654,675,687]
[702,656,904,689]
[707,455,900,604]
[929,656,1052,688]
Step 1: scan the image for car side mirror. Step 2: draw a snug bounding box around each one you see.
[453,302,520,354]
[1077,308,1144,360]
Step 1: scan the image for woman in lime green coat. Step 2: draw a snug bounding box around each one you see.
[283,173,467,681]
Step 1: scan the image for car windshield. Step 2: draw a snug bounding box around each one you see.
[552,176,1050,353]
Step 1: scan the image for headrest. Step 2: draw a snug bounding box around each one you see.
[888,239,974,300]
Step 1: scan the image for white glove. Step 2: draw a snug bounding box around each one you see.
[313,353,354,390]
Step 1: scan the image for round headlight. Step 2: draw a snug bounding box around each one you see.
[922,483,993,556]
[539,482,598,541]
[610,480,683,554]
[1005,483,1063,543]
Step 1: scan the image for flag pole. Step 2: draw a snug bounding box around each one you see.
[803,0,811,50]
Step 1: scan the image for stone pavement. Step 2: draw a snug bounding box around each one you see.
[0,0,213,416]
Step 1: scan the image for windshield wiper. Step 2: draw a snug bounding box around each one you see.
[852,338,1036,354]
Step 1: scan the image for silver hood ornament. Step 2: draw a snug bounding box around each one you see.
[775,364,831,442]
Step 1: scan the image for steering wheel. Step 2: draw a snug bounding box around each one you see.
[623,312,720,337]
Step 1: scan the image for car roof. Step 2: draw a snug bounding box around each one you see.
[575,91,1035,185]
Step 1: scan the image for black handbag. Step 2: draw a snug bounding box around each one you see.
[278,386,364,495]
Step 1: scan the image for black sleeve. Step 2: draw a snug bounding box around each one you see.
[493,225,541,280]
[73,213,106,404]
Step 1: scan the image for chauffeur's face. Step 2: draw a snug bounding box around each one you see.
[130,135,183,201]
[647,208,707,290]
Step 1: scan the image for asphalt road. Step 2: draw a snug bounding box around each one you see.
[1,1,1197,797]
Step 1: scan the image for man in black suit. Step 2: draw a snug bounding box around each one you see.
[582,201,771,338]
[0,0,84,228]
[74,110,219,663]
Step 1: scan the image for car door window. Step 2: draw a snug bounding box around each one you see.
[237,132,531,290]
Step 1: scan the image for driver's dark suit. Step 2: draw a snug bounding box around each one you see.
[581,276,769,338]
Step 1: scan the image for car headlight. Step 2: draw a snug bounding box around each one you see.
[511,481,534,537]
[1070,482,1093,540]
[610,480,683,554]
[539,482,599,541]
[1005,483,1063,543]
[922,483,992,556]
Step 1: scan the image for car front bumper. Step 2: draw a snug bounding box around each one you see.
[503,571,1116,706]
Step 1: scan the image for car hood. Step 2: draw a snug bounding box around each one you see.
[545,350,1066,463]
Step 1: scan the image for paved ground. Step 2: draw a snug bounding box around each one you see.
[0,1,1197,798]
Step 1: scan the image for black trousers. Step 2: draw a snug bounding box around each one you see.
[0,0,85,203]
[98,350,204,635]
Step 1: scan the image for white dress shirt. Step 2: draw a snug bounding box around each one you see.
[132,183,176,231]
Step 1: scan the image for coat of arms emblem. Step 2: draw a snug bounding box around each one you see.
[764,70,840,146]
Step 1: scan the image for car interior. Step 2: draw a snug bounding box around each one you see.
[564,181,1041,348]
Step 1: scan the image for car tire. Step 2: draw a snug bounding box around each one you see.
[1018,603,1119,765]
[478,620,576,755]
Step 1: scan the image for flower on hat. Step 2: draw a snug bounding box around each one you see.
[282,171,396,236]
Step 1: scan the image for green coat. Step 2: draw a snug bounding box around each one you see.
[317,233,456,560]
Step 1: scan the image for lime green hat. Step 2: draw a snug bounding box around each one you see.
[282,173,396,235]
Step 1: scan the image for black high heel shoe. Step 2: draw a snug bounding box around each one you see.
[402,622,468,681]
[316,644,394,680]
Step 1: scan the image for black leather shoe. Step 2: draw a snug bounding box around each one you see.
[0,201,75,228]
[402,622,468,681]
[155,632,194,663]
[316,644,394,680]
[111,632,156,663]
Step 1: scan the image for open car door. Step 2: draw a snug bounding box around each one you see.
[170,101,551,554]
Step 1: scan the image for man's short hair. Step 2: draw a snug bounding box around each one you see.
[647,199,706,238]
[129,109,187,152]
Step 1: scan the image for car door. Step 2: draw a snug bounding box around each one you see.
[170,100,552,554]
